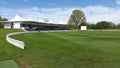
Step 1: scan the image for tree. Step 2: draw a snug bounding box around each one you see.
[89,24,96,29]
[117,23,120,29]
[0,16,8,28]
[80,22,88,26]
[68,9,86,29]
[96,21,116,29]
[0,23,3,28]
[0,16,8,21]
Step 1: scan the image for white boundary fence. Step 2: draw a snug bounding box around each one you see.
[6,30,77,49]
[6,29,120,49]
[6,32,27,49]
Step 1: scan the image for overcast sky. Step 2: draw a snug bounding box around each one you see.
[0,0,120,24]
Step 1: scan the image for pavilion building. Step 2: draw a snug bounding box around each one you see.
[2,15,68,31]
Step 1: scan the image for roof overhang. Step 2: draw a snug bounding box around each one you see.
[0,21,67,26]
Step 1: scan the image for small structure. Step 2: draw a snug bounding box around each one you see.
[81,26,87,30]
[2,15,69,31]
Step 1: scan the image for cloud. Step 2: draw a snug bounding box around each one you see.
[1,6,120,24]
[0,7,73,24]
[81,5,120,24]
[116,0,120,4]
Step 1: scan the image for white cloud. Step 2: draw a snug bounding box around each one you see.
[0,7,73,24]
[1,6,120,24]
[81,5,120,24]
[116,0,120,4]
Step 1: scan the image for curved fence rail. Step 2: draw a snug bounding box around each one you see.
[6,30,76,49]
[6,32,27,49]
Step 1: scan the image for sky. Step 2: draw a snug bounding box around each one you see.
[0,0,120,24]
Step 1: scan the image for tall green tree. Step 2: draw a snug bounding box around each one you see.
[68,9,86,29]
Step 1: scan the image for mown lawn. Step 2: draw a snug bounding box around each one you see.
[1,29,120,68]
[0,60,19,68]
[0,29,25,68]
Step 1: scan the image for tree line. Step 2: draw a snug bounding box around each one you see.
[68,9,120,29]
[87,21,118,29]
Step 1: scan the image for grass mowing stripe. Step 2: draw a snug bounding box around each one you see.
[2,29,120,68]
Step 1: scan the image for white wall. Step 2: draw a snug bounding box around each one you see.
[4,23,11,28]
[6,32,25,49]
[13,23,21,29]
[6,32,37,49]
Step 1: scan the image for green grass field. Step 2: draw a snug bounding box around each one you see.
[0,60,19,68]
[1,29,120,68]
